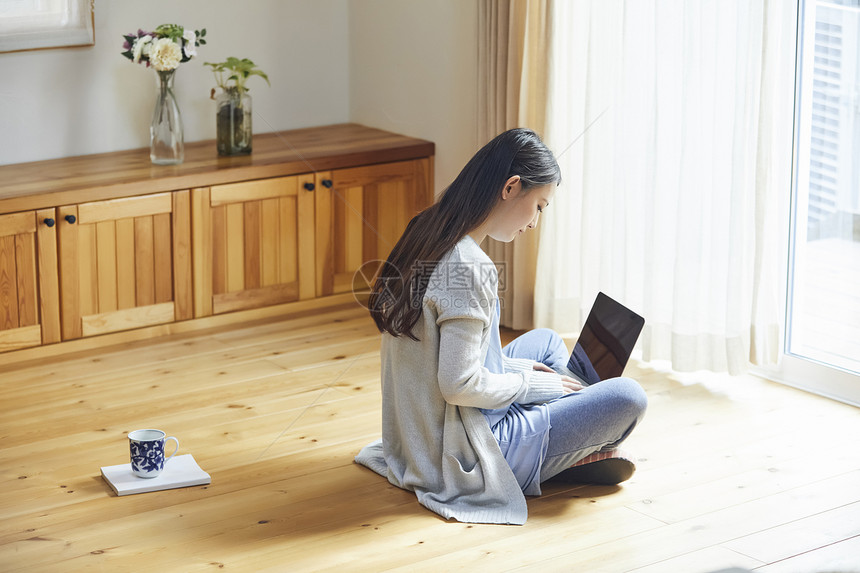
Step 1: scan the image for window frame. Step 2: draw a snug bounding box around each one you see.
[0,0,95,54]
[753,0,860,407]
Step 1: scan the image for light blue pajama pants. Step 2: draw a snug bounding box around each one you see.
[502,328,648,482]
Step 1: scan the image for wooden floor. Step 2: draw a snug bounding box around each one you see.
[2,304,859,573]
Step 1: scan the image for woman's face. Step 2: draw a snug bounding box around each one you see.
[486,178,556,243]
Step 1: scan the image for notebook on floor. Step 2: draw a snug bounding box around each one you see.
[567,292,645,385]
[101,454,211,496]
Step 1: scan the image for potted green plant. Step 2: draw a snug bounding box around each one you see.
[204,57,270,156]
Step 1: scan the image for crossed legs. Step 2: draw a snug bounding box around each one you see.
[502,328,648,483]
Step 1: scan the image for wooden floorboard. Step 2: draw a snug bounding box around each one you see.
[1,305,859,572]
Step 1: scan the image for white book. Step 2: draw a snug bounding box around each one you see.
[101,454,211,496]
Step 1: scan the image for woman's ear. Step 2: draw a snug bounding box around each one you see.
[501,175,522,200]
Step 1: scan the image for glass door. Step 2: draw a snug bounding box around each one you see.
[783,0,860,404]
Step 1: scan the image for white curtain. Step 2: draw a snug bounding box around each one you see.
[535,0,797,374]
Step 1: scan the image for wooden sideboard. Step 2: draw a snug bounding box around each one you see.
[0,124,434,361]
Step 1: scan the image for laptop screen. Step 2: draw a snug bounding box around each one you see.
[567,292,645,385]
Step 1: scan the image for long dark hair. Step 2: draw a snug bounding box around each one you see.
[368,128,560,339]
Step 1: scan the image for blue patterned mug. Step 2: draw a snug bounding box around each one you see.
[128,429,179,478]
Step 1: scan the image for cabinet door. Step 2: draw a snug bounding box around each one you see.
[315,158,433,297]
[192,175,315,317]
[0,210,61,352]
[57,192,192,340]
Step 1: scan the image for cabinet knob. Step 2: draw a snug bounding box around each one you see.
[44,218,55,227]
[303,182,315,191]
[321,179,333,188]
[65,215,77,224]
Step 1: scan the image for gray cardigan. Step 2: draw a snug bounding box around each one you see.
[355,236,564,524]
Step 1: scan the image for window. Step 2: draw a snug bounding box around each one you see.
[782,0,860,403]
[0,0,94,53]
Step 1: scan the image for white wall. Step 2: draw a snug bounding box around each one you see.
[0,0,350,166]
[0,0,478,198]
[349,0,479,197]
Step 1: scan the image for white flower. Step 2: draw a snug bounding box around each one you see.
[182,29,197,59]
[132,35,152,64]
[149,38,182,71]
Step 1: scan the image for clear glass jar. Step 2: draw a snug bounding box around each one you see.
[150,69,184,165]
[215,87,252,156]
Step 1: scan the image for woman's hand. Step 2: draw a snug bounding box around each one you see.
[533,363,584,394]
[559,376,584,394]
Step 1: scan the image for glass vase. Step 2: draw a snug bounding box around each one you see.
[215,88,253,156]
[150,69,184,165]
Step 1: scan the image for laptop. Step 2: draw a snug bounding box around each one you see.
[566,292,645,385]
